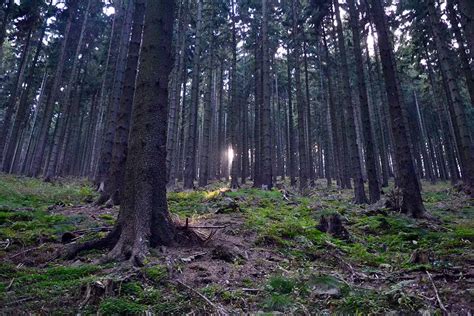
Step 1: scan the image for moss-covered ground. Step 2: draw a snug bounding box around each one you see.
[0,175,472,314]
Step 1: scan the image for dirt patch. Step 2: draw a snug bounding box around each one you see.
[155,213,285,289]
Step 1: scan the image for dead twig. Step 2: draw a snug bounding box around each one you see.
[175,280,229,315]
[6,278,15,291]
[426,271,448,314]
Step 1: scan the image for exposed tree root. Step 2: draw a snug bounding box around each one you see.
[64,227,121,260]
[64,216,213,265]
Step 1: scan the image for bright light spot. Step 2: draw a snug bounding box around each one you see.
[227,147,234,165]
[104,7,116,16]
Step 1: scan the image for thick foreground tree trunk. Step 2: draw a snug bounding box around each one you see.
[67,0,176,265]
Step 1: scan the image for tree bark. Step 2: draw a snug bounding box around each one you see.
[347,0,380,203]
[183,0,203,189]
[369,0,427,217]
[334,0,367,203]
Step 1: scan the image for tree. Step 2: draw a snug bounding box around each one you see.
[333,0,367,204]
[68,0,176,265]
[291,0,308,191]
[369,0,427,217]
[183,0,203,189]
[347,0,380,203]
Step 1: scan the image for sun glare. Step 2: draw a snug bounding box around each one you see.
[227,147,234,165]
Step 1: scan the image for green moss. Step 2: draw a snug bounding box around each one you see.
[99,298,146,315]
[263,294,293,311]
[142,265,167,283]
[267,276,295,295]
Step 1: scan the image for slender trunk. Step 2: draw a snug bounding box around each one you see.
[334,0,367,203]
[29,0,78,177]
[183,0,203,189]
[292,0,308,191]
[260,0,273,189]
[347,0,380,202]
[0,28,33,169]
[427,1,474,191]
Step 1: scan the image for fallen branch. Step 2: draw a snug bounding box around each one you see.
[426,271,448,314]
[175,280,229,315]
[9,244,45,259]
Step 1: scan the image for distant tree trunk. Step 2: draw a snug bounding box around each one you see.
[334,0,367,203]
[183,0,203,189]
[45,0,93,179]
[68,0,176,265]
[322,27,341,187]
[413,90,435,184]
[0,28,33,169]
[216,63,225,179]
[95,0,133,187]
[303,41,315,185]
[0,0,13,72]
[253,36,262,187]
[364,38,389,187]
[260,0,273,189]
[198,43,214,187]
[167,0,188,186]
[446,0,474,105]
[347,0,380,203]
[286,49,297,186]
[229,0,239,189]
[28,0,77,177]
[97,0,146,205]
[3,18,50,173]
[369,0,427,217]
[458,0,474,63]
[292,0,308,191]
[427,0,474,192]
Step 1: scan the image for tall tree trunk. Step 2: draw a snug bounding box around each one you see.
[0,28,33,169]
[427,0,474,192]
[286,49,297,186]
[347,0,380,203]
[369,0,427,217]
[292,0,308,191]
[322,27,342,187]
[98,0,146,205]
[95,0,133,186]
[458,0,474,63]
[303,41,316,185]
[334,0,367,203]
[167,0,188,185]
[260,0,273,189]
[29,0,78,177]
[68,0,176,265]
[183,0,203,189]
[198,43,214,187]
[446,0,474,106]
[229,0,239,189]
[0,0,13,73]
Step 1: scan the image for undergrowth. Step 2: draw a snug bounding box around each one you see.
[0,175,472,314]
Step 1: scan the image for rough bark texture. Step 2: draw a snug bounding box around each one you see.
[427,0,474,192]
[369,0,427,217]
[347,0,380,203]
[69,0,176,265]
[183,0,203,189]
[102,0,146,205]
[292,0,308,191]
[334,0,367,204]
[29,0,78,177]
[260,0,273,189]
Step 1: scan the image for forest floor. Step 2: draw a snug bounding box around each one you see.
[0,175,472,314]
